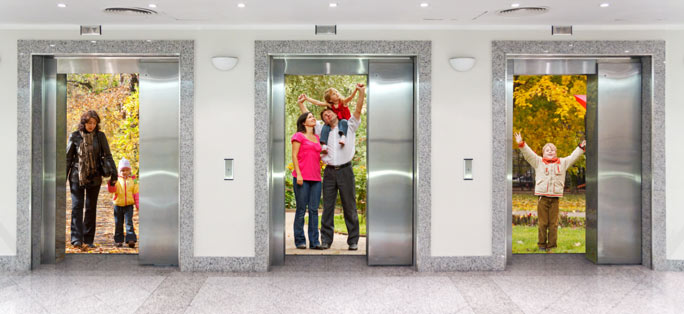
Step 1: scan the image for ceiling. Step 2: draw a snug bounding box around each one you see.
[1,0,683,27]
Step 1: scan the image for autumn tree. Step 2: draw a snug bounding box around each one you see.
[67,73,139,175]
[513,75,586,189]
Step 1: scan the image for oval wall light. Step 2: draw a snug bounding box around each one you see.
[211,56,239,71]
[449,57,476,72]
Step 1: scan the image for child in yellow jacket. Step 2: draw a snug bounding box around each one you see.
[107,158,139,248]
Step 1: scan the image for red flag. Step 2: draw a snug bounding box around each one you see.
[574,95,586,110]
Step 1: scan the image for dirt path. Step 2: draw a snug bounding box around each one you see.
[65,183,139,254]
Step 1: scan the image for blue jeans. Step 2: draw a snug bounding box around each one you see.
[320,119,348,145]
[292,177,321,247]
[114,205,137,243]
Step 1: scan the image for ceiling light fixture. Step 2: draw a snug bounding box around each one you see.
[420,3,429,8]
[237,3,245,8]
[90,40,97,43]
[511,3,520,8]
[57,3,67,8]
[329,3,338,7]
[148,4,157,8]
[600,3,610,8]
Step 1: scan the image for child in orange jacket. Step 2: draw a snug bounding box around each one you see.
[107,158,139,248]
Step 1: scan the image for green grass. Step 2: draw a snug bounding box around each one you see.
[513,192,586,213]
[513,225,585,253]
[304,214,367,236]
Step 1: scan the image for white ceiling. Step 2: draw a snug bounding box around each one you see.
[1,0,683,27]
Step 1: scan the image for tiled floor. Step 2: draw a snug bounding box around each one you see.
[1,254,683,313]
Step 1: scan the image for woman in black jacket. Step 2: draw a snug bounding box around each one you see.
[66,110,117,248]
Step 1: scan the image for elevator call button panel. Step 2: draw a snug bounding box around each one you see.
[464,158,473,180]
[224,158,234,180]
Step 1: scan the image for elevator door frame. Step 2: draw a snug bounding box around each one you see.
[505,56,650,265]
[267,55,418,268]
[33,55,181,267]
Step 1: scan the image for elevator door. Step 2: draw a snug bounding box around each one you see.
[585,61,642,264]
[367,60,414,266]
[36,57,180,266]
[507,58,643,264]
[269,57,415,266]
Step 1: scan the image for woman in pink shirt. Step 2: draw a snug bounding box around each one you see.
[291,112,323,249]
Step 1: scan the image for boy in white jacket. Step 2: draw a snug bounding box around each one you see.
[515,132,585,251]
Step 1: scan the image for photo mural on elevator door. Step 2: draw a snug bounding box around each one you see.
[512,75,587,254]
[66,73,140,254]
[284,74,368,255]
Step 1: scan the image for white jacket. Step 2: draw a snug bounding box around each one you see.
[519,143,585,197]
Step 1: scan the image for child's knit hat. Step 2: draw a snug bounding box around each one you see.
[118,158,131,171]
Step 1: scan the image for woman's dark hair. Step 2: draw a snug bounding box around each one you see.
[296,112,312,133]
[78,110,101,133]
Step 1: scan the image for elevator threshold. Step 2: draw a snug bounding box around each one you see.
[276,255,415,270]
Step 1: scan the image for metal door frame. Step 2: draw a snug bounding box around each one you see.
[267,55,418,267]
[504,55,652,266]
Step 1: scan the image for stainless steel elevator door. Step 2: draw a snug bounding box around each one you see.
[586,61,642,264]
[269,57,415,267]
[367,59,414,266]
[35,57,180,266]
[139,60,180,265]
[269,58,287,267]
[38,57,67,265]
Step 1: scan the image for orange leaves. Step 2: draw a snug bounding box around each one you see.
[67,73,139,175]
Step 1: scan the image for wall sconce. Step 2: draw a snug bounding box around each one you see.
[211,56,239,71]
[449,57,476,72]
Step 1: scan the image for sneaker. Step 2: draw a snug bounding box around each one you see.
[115,242,123,247]
[296,244,306,249]
[72,241,82,248]
[321,144,328,154]
[348,243,358,251]
[85,243,96,249]
[128,241,136,248]
[318,243,330,250]
[338,135,346,146]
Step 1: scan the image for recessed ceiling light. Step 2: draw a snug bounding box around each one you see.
[600,3,610,8]
[146,39,152,42]
[420,3,429,8]
[57,3,67,8]
[148,4,157,8]
[511,3,520,8]
[49,44,56,47]
[329,3,337,7]
[90,40,97,43]
[624,50,630,53]
[237,3,246,8]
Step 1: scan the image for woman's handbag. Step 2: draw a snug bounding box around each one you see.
[97,132,117,177]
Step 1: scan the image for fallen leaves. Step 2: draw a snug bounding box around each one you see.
[66,183,139,255]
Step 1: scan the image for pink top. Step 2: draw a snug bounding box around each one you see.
[291,132,322,181]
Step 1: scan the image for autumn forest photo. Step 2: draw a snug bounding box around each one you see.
[512,75,587,254]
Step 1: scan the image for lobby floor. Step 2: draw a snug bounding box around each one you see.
[1,254,682,313]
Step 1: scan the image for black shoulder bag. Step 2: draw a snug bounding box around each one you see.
[97,132,116,178]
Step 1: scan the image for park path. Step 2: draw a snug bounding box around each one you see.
[285,211,366,255]
[66,183,139,254]
[513,210,585,218]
